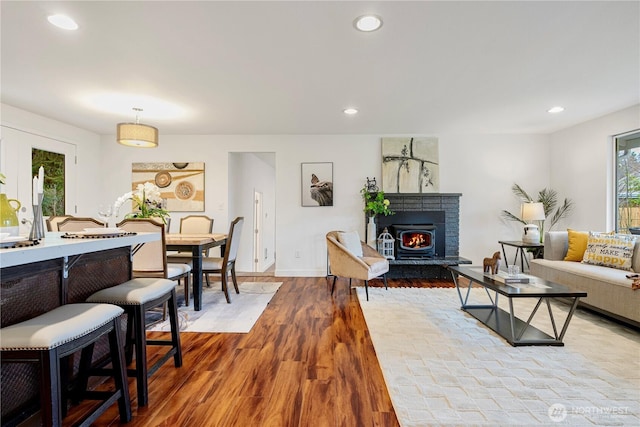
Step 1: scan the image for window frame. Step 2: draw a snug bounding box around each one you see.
[614,129,640,233]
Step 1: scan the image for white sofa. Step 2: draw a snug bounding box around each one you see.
[530,231,640,328]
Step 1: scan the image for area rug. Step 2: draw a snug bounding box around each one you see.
[356,287,640,426]
[148,282,282,333]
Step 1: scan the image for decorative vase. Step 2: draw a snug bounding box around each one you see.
[367,216,377,248]
[0,193,21,236]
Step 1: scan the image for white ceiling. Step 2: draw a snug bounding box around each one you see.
[1,1,639,136]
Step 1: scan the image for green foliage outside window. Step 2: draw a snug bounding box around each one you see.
[32,149,65,216]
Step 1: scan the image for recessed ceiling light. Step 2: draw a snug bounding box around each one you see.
[47,14,78,30]
[344,108,359,115]
[548,106,565,113]
[354,15,382,32]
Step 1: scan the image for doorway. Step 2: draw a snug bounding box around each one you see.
[228,152,276,274]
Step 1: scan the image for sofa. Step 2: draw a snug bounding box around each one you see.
[530,230,640,328]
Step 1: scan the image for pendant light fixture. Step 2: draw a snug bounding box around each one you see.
[117,107,158,148]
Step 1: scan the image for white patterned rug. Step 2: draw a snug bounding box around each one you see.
[148,281,282,333]
[356,287,640,426]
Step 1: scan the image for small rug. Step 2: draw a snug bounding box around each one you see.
[148,281,282,333]
[356,287,640,426]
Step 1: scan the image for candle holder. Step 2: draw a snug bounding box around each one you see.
[29,194,45,240]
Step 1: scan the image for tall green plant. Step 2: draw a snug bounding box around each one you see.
[501,183,573,239]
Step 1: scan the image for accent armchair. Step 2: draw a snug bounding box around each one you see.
[326,230,389,301]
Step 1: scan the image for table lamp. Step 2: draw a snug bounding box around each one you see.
[521,202,545,244]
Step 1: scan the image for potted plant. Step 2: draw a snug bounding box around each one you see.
[501,183,573,242]
[113,182,170,225]
[361,183,394,247]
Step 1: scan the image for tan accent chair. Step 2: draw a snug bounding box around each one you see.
[57,216,105,231]
[326,230,389,301]
[46,215,73,231]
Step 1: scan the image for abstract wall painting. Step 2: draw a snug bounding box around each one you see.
[381,137,439,193]
[132,162,204,211]
[301,162,333,207]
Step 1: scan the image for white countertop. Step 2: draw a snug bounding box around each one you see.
[0,232,159,268]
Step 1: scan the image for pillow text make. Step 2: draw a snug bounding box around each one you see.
[582,232,636,271]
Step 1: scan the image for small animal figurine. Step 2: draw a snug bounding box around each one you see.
[483,251,502,275]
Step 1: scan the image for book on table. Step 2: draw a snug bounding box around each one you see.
[485,271,530,284]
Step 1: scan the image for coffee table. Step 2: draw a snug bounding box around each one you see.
[448,266,587,346]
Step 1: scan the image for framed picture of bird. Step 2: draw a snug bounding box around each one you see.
[301,162,333,207]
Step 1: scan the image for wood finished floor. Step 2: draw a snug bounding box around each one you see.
[66,276,454,427]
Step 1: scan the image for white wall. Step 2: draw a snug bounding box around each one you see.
[549,105,640,232]
[440,133,551,263]
[0,104,102,232]
[96,132,551,275]
[12,102,633,276]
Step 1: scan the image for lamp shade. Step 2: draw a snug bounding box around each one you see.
[117,122,158,148]
[521,202,545,221]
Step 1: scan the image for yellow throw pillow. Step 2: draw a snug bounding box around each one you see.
[582,232,637,271]
[564,229,589,261]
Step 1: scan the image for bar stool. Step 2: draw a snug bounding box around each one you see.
[0,303,131,427]
[86,277,182,407]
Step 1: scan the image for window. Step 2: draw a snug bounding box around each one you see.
[32,148,65,216]
[615,130,640,233]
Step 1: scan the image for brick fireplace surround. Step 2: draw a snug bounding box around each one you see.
[370,193,471,278]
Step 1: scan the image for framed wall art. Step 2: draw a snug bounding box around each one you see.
[301,162,333,207]
[382,137,439,193]
[132,162,205,211]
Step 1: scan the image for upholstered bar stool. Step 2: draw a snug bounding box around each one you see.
[86,277,182,407]
[0,303,131,427]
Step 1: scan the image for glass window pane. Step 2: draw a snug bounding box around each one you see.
[32,148,65,216]
[616,131,640,233]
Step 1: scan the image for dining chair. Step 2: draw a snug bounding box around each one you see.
[326,230,389,301]
[45,215,73,231]
[57,216,105,231]
[167,215,214,256]
[115,218,192,299]
[179,215,214,235]
[86,218,187,407]
[199,217,244,303]
[167,215,215,291]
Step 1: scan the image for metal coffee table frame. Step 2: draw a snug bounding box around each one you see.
[449,266,587,346]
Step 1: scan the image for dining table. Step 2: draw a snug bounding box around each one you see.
[165,233,227,311]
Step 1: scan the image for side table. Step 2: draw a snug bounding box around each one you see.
[498,240,544,272]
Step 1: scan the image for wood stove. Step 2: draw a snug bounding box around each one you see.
[392,225,436,259]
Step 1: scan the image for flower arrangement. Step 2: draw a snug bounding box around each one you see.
[114,182,170,224]
[361,185,394,217]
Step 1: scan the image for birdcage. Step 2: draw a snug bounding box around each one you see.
[377,227,395,260]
